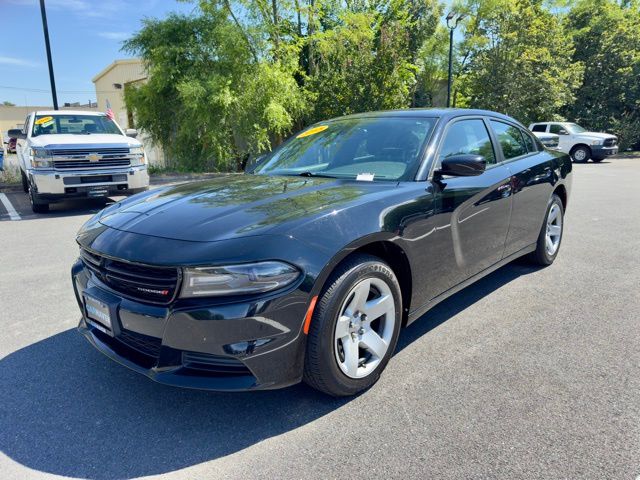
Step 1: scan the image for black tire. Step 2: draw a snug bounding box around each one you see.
[29,185,49,213]
[570,145,591,163]
[527,194,564,266]
[303,254,402,397]
[21,169,28,193]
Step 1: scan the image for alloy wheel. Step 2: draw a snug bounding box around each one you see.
[545,203,563,256]
[334,277,396,379]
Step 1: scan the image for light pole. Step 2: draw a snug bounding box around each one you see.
[446,11,465,108]
[39,0,58,110]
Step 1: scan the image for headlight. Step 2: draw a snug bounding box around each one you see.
[590,139,602,145]
[129,146,146,165]
[29,148,52,169]
[180,261,300,297]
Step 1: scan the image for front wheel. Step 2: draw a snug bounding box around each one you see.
[528,194,564,266]
[303,254,402,396]
[29,185,49,213]
[571,145,591,163]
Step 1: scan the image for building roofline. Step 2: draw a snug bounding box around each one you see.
[92,58,144,83]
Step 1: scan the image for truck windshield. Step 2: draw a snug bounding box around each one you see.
[565,123,587,134]
[254,117,436,181]
[31,114,122,137]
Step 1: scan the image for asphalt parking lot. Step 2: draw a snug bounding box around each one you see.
[1,158,639,479]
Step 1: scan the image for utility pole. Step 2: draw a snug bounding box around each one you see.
[446,11,465,108]
[39,0,58,110]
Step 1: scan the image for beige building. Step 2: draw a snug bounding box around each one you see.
[92,58,165,165]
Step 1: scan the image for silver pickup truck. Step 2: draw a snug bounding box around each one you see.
[9,110,149,213]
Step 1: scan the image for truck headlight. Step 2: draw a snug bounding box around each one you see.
[129,146,146,165]
[180,261,300,297]
[29,148,53,169]
[590,140,602,145]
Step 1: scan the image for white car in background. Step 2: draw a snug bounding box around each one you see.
[10,110,149,213]
[529,122,618,163]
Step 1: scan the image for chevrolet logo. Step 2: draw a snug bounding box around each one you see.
[87,153,101,162]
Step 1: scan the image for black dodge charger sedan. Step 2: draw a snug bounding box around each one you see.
[72,109,572,396]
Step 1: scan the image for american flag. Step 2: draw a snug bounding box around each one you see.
[105,99,114,120]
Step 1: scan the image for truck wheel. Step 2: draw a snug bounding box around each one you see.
[570,145,590,163]
[21,170,28,193]
[29,186,49,213]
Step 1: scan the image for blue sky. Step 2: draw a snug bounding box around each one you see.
[0,0,194,106]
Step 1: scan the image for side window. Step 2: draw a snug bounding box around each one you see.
[490,120,528,160]
[531,124,547,132]
[549,124,567,135]
[438,119,496,165]
[521,129,537,153]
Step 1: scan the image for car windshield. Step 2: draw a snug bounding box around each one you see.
[31,114,122,137]
[565,123,587,134]
[254,117,436,181]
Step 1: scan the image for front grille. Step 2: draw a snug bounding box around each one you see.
[81,249,180,304]
[51,147,132,170]
[118,330,162,357]
[603,138,617,147]
[182,351,252,375]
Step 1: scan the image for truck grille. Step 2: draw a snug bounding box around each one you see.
[80,249,180,304]
[603,138,617,147]
[51,147,132,170]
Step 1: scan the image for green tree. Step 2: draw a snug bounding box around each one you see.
[564,0,640,148]
[457,0,584,125]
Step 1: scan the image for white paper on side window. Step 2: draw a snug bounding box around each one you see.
[356,173,375,181]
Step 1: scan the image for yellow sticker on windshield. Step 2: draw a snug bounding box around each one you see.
[35,116,54,125]
[297,125,328,138]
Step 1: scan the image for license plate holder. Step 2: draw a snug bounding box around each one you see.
[84,293,114,336]
[87,187,109,198]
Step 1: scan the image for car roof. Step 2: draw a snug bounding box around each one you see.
[33,110,105,116]
[326,108,525,126]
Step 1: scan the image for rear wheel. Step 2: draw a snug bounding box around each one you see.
[570,145,590,163]
[303,254,402,396]
[528,194,564,265]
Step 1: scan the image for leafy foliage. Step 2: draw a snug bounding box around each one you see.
[122,0,640,171]
[564,0,640,148]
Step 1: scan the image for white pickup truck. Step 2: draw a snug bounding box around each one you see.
[529,121,618,163]
[9,110,149,213]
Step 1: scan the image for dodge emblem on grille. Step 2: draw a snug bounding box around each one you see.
[88,153,101,162]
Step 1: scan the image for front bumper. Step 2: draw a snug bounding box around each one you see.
[30,165,149,198]
[71,259,309,391]
[591,145,618,159]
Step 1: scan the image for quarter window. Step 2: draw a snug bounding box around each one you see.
[490,120,528,160]
[438,119,496,165]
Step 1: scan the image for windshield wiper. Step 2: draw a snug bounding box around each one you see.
[295,171,335,178]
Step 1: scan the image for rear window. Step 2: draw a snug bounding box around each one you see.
[32,114,121,137]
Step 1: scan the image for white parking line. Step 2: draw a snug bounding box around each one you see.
[0,193,21,221]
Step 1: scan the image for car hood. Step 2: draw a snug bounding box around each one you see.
[575,132,616,141]
[29,134,141,149]
[97,174,395,242]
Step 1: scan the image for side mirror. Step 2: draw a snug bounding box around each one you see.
[125,128,138,138]
[244,154,267,173]
[8,129,26,140]
[437,154,486,177]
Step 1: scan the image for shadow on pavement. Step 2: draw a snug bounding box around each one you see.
[0,262,537,479]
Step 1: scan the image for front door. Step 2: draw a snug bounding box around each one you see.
[430,117,513,294]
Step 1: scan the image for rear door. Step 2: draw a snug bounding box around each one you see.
[489,120,555,257]
[429,117,513,293]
